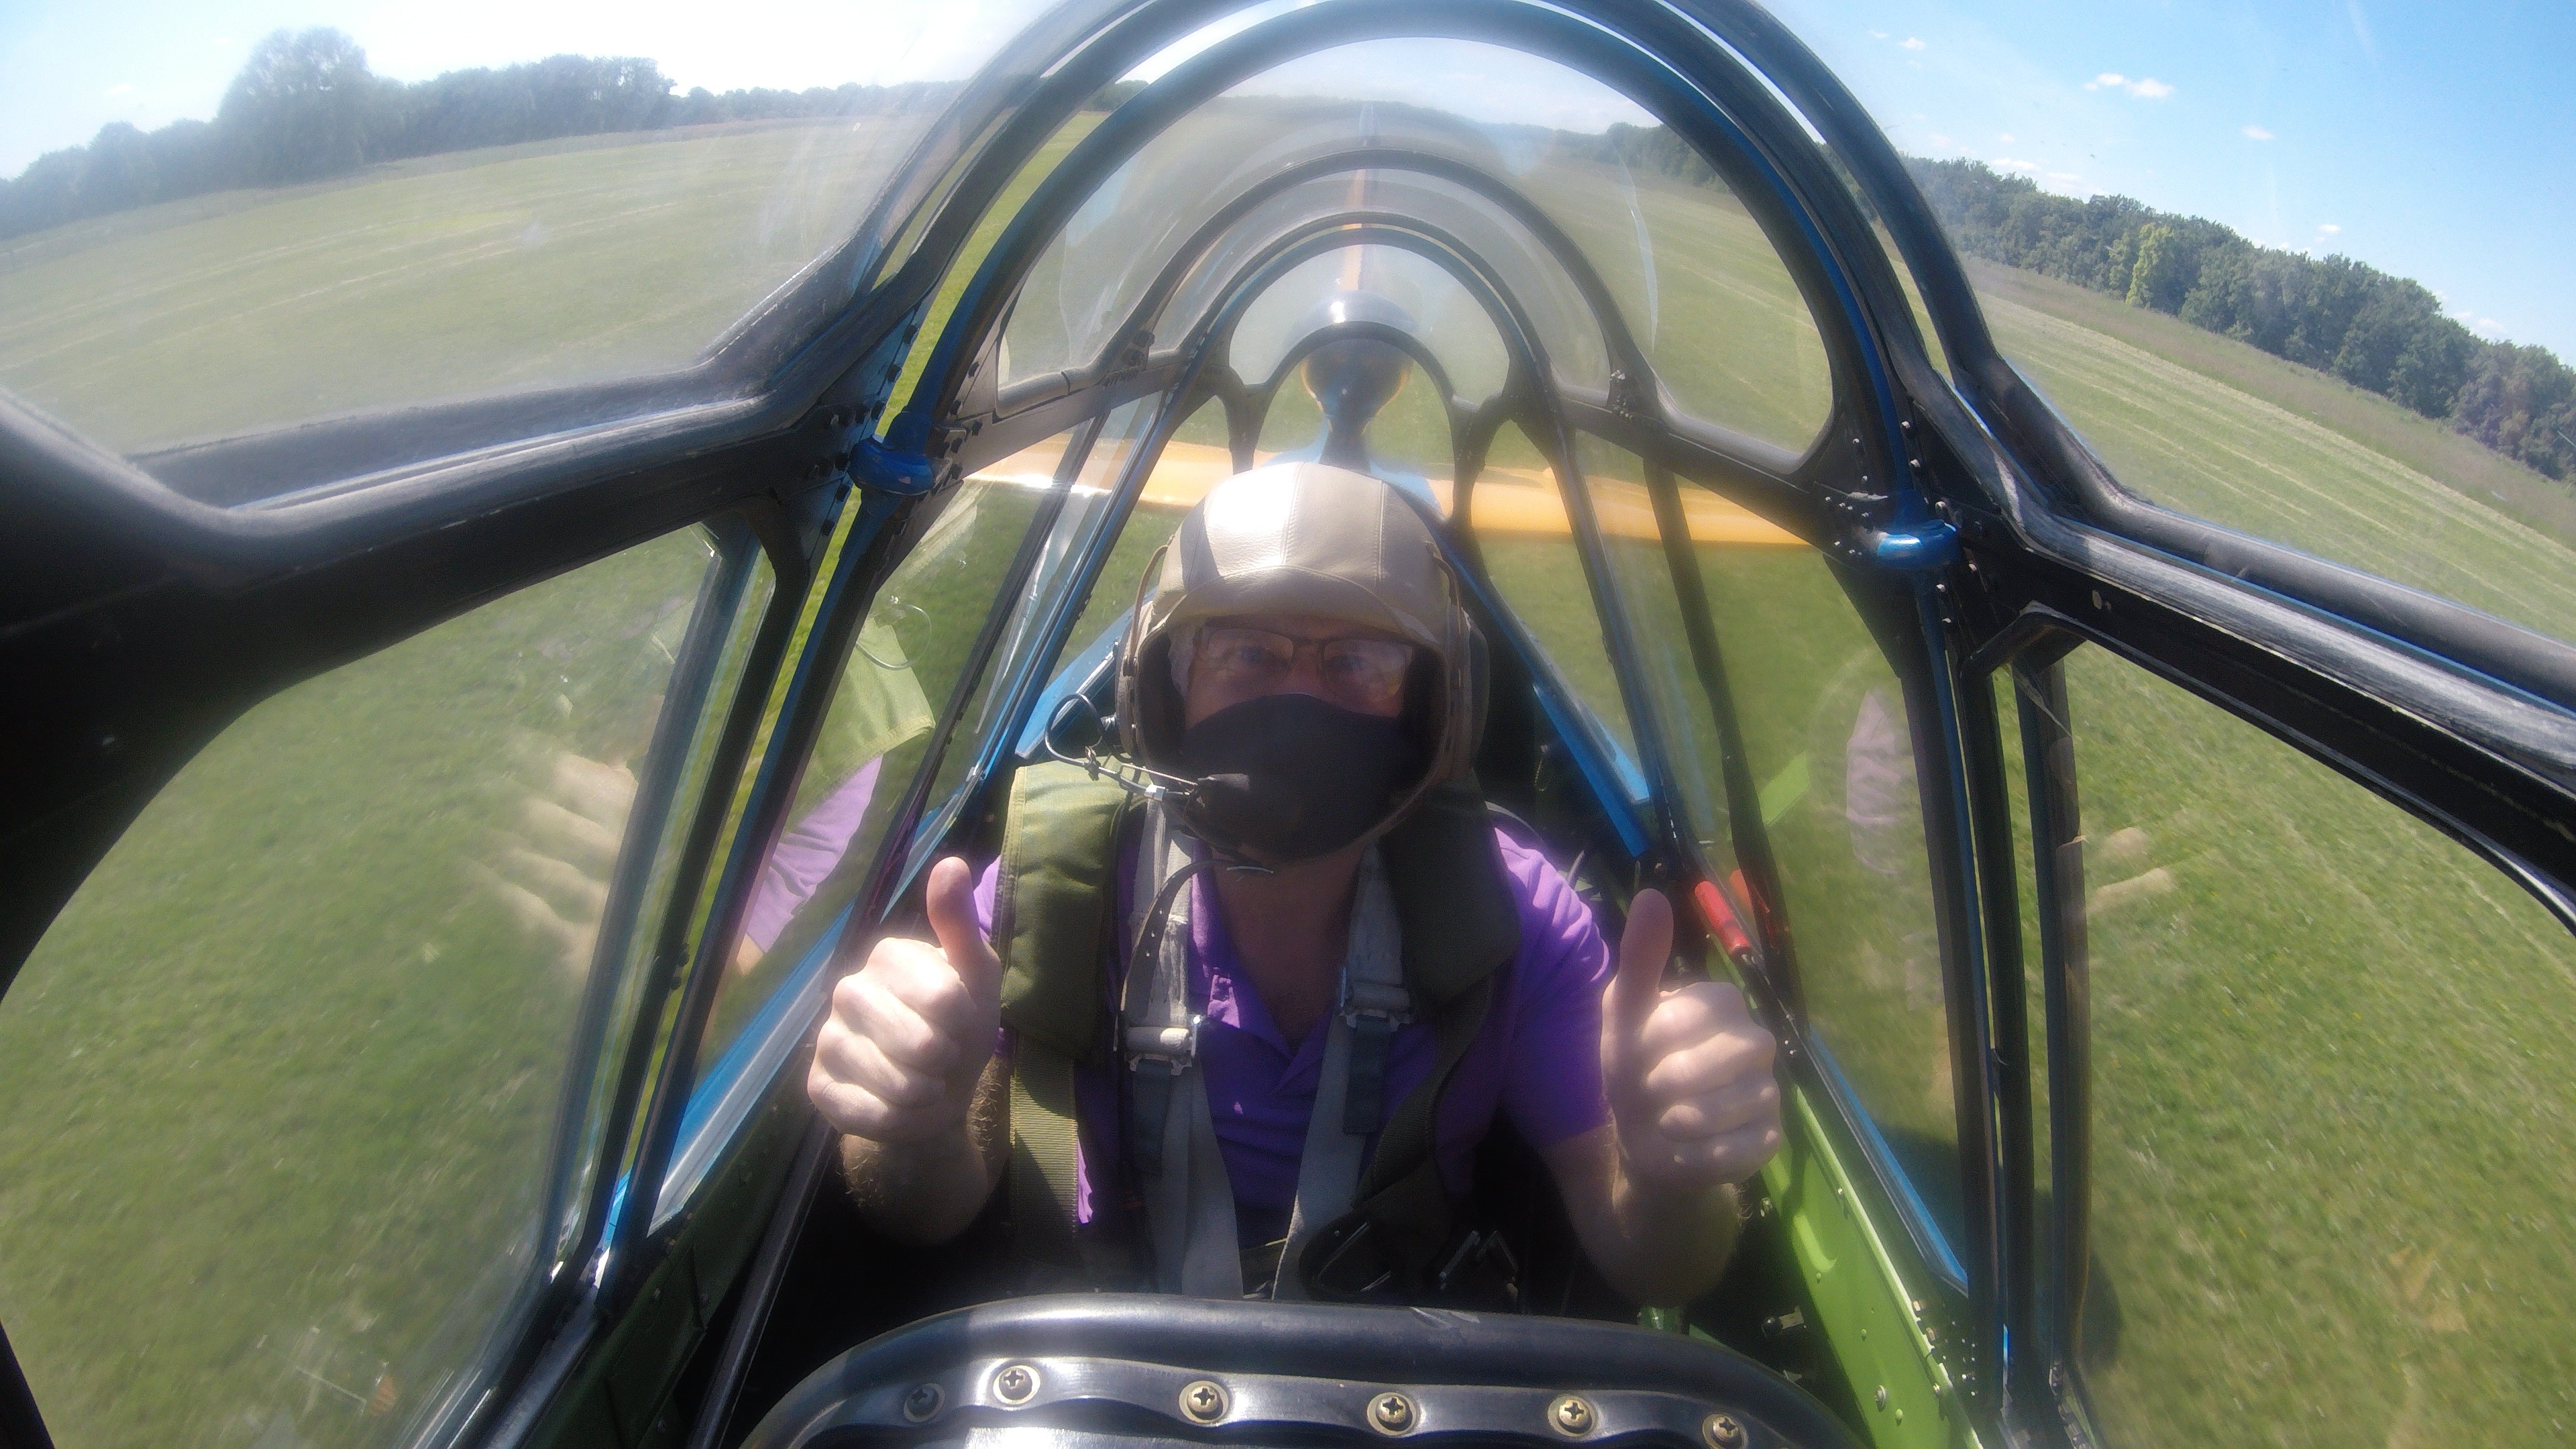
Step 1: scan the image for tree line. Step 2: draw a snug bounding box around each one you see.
[1579,123,2574,484]
[1907,159,2574,482]
[0,28,955,244]
[12,39,2569,485]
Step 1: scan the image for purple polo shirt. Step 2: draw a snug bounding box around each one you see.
[743,756,885,953]
[974,827,1613,1244]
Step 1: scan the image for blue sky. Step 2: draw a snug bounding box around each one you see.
[1760,0,2576,358]
[5,0,2569,358]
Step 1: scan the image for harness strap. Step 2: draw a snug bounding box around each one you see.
[995,763,1130,1061]
[1358,972,1491,1205]
[996,763,1130,1271]
[1006,1041,1081,1269]
[1125,809,1244,1297]
[993,763,1513,1299]
[1297,973,1496,1298]
[1338,915,1411,1134]
[1344,1017,1399,1134]
[1122,806,1195,1179]
[1276,850,1402,1299]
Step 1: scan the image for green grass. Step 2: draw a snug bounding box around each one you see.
[0,120,923,455]
[1621,170,1835,451]
[1952,280,2576,1449]
[1972,260,2576,645]
[0,531,719,1448]
[1999,649,2576,1447]
[5,106,2576,1449]
[0,113,1091,1449]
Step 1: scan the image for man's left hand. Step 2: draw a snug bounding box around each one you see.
[1600,888,1782,1191]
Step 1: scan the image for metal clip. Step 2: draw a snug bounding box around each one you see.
[1124,1014,1201,1069]
[1338,979,1411,1134]
[1339,979,1412,1030]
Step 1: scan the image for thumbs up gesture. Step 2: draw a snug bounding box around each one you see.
[808,856,1005,1145]
[1601,889,1782,1191]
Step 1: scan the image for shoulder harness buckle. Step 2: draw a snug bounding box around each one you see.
[1124,1015,1203,1067]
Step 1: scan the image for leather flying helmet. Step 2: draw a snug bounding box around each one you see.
[1116,462,1483,859]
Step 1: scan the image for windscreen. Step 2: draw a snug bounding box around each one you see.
[0,0,1050,482]
[1768,1,2576,654]
[998,38,1834,455]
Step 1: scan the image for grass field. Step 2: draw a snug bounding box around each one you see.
[1954,278,2576,1443]
[0,119,926,456]
[1971,260,2576,646]
[2001,647,2576,1447]
[3,104,2576,1449]
[0,531,723,1448]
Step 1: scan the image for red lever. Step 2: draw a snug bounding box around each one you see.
[1690,878,1755,963]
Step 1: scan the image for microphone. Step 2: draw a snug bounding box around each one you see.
[1178,771,1306,852]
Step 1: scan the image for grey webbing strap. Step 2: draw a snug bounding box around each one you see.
[1276,849,1403,1301]
[1124,809,1244,1299]
[1338,867,1411,1134]
[1344,1016,1399,1134]
[1122,808,1194,1178]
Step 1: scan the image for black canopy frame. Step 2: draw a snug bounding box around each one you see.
[4,5,2576,1449]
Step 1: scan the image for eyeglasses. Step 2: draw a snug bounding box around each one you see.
[1195,625,1415,712]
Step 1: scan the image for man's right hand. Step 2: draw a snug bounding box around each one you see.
[808,856,1002,1145]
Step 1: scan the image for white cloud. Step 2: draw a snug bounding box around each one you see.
[1998,132,2015,142]
[103,82,133,98]
[1900,36,1926,50]
[1870,30,1889,40]
[2242,124,2275,140]
[1994,156,2040,172]
[2449,304,2507,337]
[2317,223,2343,235]
[2086,71,2175,99]
[1929,133,1952,147]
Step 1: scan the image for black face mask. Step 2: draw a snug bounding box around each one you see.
[1176,693,1425,863]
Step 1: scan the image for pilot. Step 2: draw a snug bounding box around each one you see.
[806,461,1781,1306]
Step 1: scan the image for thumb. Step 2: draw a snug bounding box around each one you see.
[924,855,1004,1003]
[1606,886,1674,1044]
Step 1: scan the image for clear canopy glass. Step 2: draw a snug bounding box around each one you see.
[999,38,1833,456]
[1764,0,2576,652]
[0,0,1053,472]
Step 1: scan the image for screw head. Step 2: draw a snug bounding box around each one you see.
[1701,1412,1746,1449]
[902,1384,944,1422]
[1548,1395,1596,1436]
[1179,1380,1229,1424]
[992,1364,1039,1406]
[1368,1392,1417,1434]
[1875,1386,1890,1410]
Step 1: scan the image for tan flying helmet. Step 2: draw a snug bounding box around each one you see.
[1116,462,1482,843]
